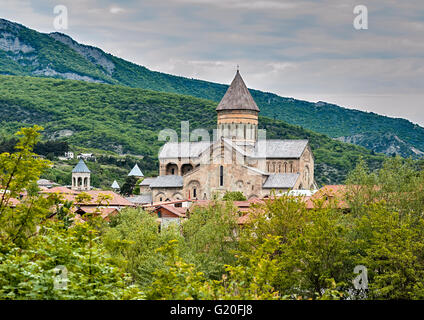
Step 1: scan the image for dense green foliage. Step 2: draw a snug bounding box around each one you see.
[2,126,424,300]
[0,75,385,186]
[222,191,247,201]
[1,18,423,158]
[0,127,142,299]
[0,136,68,159]
[134,157,424,300]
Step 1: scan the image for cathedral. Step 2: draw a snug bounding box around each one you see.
[143,70,316,202]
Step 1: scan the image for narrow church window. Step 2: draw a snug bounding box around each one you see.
[193,188,197,198]
[220,165,224,186]
[171,168,175,175]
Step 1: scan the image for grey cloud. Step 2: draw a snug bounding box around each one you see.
[0,0,423,125]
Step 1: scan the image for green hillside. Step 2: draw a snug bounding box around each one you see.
[1,18,423,158]
[0,75,385,186]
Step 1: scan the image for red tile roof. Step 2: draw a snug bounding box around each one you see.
[42,186,79,194]
[42,188,135,207]
[74,206,120,221]
[82,190,135,207]
[159,204,187,218]
[305,185,349,209]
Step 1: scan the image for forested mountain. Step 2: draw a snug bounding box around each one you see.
[0,18,423,158]
[0,76,385,186]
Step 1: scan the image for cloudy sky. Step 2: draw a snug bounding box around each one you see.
[1,0,424,125]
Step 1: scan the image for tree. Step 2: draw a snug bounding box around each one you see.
[144,240,213,300]
[0,126,52,249]
[0,220,143,300]
[120,176,139,196]
[182,201,239,279]
[238,195,352,299]
[0,126,143,299]
[102,208,182,288]
[222,191,246,201]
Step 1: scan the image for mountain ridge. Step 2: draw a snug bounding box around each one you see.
[0,17,423,159]
[0,74,386,186]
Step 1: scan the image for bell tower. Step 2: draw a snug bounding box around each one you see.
[71,159,91,191]
[216,69,260,143]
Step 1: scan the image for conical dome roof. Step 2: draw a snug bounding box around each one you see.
[72,159,90,173]
[216,70,260,112]
[128,164,144,177]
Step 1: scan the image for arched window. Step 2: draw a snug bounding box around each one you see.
[220,166,224,186]
[193,188,197,198]
[305,166,310,186]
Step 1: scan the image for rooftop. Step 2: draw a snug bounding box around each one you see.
[159,141,211,159]
[139,177,157,186]
[111,180,120,189]
[216,70,260,112]
[127,193,153,205]
[262,173,300,189]
[128,164,144,177]
[159,139,309,160]
[149,175,184,188]
[72,159,91,173]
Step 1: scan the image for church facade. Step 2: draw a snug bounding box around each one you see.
[146,70,316,202]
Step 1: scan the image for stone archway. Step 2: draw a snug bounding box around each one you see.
[156,192,166,202]
[304,165,310,188]
[166,163,178,175]
[187,180,201,200]
[172,192,183,200]
[181,163,194,176]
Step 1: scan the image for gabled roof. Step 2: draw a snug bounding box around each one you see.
[72,159,90,173]
[159,204,187,218]
[150,175,183,188]
[159,141,211,159]
[139,177,156,186]
[216,70,260,112]
[111,180,120,189]
[42,186,79,194]
[77,190,135,207]
[253,140,309,158]
[127,193,153,205]
[262,173,300,189]
[128,164,144,177]
[159,138,309,161]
